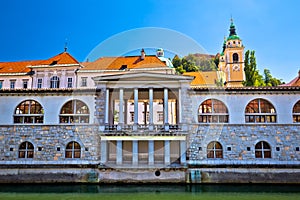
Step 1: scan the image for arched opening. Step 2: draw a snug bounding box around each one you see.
[50,76,60,88]
[14,100,44,123]
[59,100,89,123]
[207,141,223,158]
[198,99,229,123]
[293,100,300,123]
[245,98,276,123]
[233,53,239,63]
[255,141,271,158]
[65,141,81,158]
[19,141,34,158]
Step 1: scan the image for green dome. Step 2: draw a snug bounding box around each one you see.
[227,35,240,41]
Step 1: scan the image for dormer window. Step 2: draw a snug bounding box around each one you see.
[120,65,127,70]
[50,60,58,65]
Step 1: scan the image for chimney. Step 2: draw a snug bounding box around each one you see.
[140,49,145,60]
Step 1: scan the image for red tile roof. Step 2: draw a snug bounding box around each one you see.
[280,70,300,86]
[183,71,219,86]
[81,55,167,71]
[35,52,79,65]
[0,60,41,73]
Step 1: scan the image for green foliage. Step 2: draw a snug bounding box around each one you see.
[172,54,217,74]
[243,50,282,87]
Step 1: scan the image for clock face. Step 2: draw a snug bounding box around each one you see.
[233,65,240,71]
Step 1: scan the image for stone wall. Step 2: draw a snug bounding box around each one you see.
[0,125,100,164]
[187,124,300,164]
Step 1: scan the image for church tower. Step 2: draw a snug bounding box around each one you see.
[219,19,245,87]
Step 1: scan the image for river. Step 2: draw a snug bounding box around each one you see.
[0,184,299,200]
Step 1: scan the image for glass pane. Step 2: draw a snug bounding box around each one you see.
[255,151,262,158]
[19,143,26,149]
[74,142,81,149]
[61,101,73,114]
[293,101,300,113]
[216,150,223,158]
[27,142,34,149]
[74,151,81,158]
[264,151,271,158]
[27,151,34,158]
[207,150,214,158]
[262,142,270,149]
[19,151,25,158]
[66,143,73,149]
[255,142,262,149]
[65,151,72,158]
[215,142,222,149]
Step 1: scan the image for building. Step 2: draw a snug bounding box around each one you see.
[0,20,299,184]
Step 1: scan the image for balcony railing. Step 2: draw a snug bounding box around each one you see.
[102,124,185,135]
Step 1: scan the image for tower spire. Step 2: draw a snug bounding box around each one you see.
[229,18,237,37]
[64,38,68,52]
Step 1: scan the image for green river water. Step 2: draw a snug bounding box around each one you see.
[0,184,299,200]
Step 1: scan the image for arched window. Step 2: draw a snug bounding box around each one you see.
[59,100,89,123]
[207,141,223,158]
[65,141,81,158]
[233,53,239,63]
[198,99,229,123]
[19,141,34,158]
[14,100,44,124]
[255,141,271,158]
[50,76,60,88]
[293,100,300,123]
[245,98,276,123]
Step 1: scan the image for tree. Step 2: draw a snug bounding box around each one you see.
[244,50,282,87]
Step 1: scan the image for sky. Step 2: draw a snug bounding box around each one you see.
[0,0,299,82]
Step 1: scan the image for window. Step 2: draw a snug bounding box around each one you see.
[81,77,87,87]
[245,98,276,123]
[67,77,73,88]
[157,111,164,122]
[198,99,229,123]
[65,141,81,158]
[50,76,60,88]
[0,80,3,89]
[207,141,223,158]
[19,141,34,158]
[23,79,28,89]
[255,141,271,158]
[14,100,44,124]
[293,100,300,123]
[130,112,134,122]
[59,100,89,123]
[10,80,16,89]
[37,78,42,88]
[233,53,239,63]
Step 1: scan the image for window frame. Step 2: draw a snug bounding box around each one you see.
[198,99,229,123]
[65,141,81,159]
[59,100,90,124]
[81,77,87,87]
[67,77,73,88]
[50,76,60,88]
[207,141,223,159]
[245,98,276,123]
[18,141,34,159]
[292,100,300,123]
[37,78,43,88]
[14,100,44,124]
[255,141,271,158]
[10,80,16,89]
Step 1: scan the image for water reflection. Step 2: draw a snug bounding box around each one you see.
[0,184,299,194]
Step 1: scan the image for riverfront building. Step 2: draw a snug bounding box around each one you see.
[0,20,299,184]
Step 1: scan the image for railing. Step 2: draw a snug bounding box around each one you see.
[102,124,186,135]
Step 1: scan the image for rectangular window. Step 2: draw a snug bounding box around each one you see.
[81,77,87,87]
[37,78,42,88]
[130,112,134,122]
[23,79,28,89]
[10,80,16,89]
[158,111,163,122]
[67,77,73,88]
[0,80,3,89]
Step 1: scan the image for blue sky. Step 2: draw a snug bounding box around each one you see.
[0,0,299,82]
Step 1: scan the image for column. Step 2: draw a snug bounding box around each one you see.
[124,99,128,124]
[133,88,139,131]
[117,88,124,131]
[164,88,169,131]
[180,140,186,164]
[105,89,109,124]
[100,140,107,163]
[164,140,170,165]
[61,70,66,88]
[132,140,138,165]
[148,140,154,166]
[116,140,122,165]
[149,88,154,131]
[178,88,182,124]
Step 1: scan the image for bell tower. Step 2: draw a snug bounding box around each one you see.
[219,18,245,87]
